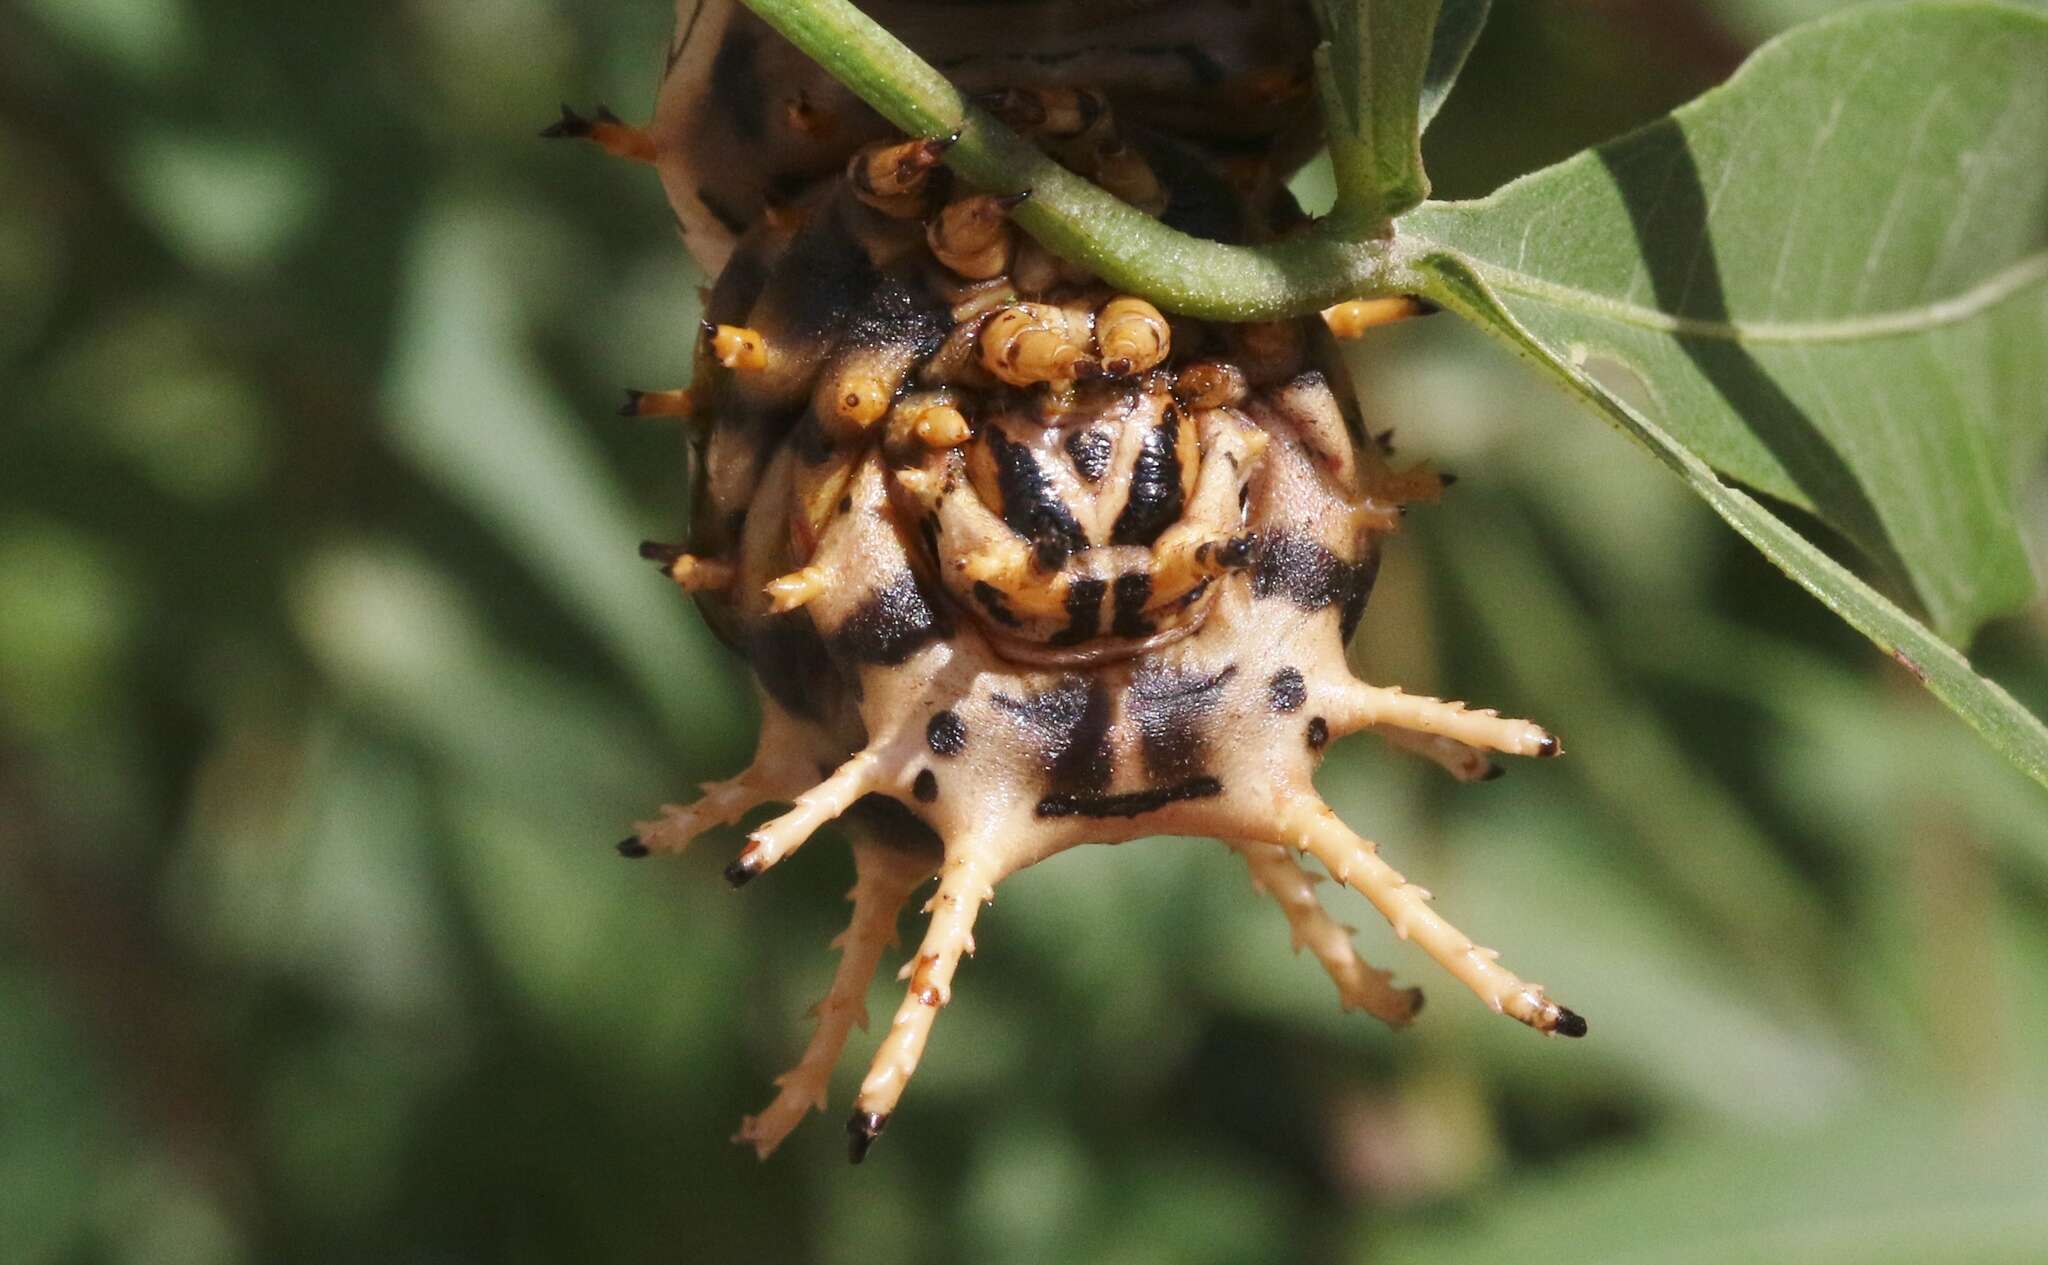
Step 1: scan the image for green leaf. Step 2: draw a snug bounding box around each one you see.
[1417,252,2048,788]
[1419,0,1490,130]
[1312,0,1443,223]
[1403,2,2048,645]
[1368,1101,2048,1265]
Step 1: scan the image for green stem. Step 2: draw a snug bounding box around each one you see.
[734,0,1422,320]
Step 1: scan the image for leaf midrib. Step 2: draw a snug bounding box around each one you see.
[1411,238,2048,345]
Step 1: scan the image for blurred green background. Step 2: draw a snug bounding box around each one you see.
[6,1,2048,1262]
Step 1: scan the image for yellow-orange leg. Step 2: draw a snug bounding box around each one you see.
[1227,839,1422,1027]
[1374,727,1504,783]
[638,541,734,593]
[540,104,656,163]
[618,388,695,419]
[849,846,1000,1162]
[1323,680,1559,760]
[1321,296,1435,339]
[1278,802,1585,1037]
[726,747,888,887]
[733,837,932,1159]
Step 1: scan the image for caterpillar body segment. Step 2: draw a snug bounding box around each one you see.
[565,0,1582,1164]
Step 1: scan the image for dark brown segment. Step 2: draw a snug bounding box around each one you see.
[1126,664,1236,784]
[616,836,650,859]
[1305,716,1329,750]
[926,710,967,756]
[829,573,952,666]
[912,769,939,802]
[1552,1007,1589,1038]
[1267,667,1306,713]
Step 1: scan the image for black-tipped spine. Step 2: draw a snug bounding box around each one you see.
[847,1110,888,1164]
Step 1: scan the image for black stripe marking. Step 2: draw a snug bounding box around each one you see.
[1110,572,1155,639]
[1250,533,1380,640]
[1036,777,1222,819]
[1109,411,1183,546]
[972,580,1023,627]
[1127,665,1236,783]
[829,573,951,666]
[987,426,1089,570]
[993,677,1114,800]
[1050,576,1107,646]
[709,28,766,140]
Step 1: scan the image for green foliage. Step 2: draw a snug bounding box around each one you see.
[1311,0,1443,223]
[4,2,2047,1263]
[1408,4,2048,646]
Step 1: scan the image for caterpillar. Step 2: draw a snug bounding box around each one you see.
[549,0,1582,1164]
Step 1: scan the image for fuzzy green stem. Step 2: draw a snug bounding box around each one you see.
[734,0,1424,320]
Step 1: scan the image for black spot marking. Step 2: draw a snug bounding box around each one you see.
[1126,665,1235,784]
[1552,1007,1589,1038]
[913,769,939,802]
[1110,412,1183,546]
[1064,425,1114,482]
[988,426,1089,569]
[1036,776,1223,819]
[927,710,966,756]
[847,1110,888,1164]
[1268,667,1306,713]
[1110,571,1155,639]
[1050,576,1107,646]
[829,573,951,666]
[1306,716,1329,750]
[994,677,1114,799]
[616,836,649,859]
